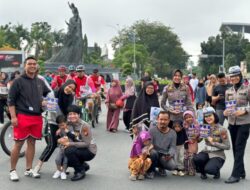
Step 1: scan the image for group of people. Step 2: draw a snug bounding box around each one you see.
[127,67,249,184]
[1,57,249,185]
[4,57,99,182]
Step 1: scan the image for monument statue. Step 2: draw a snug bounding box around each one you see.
[46,2,83,65]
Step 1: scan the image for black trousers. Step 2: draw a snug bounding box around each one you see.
[0,99,7,123]
[193,152,225,175]
[123,110,132,130]
[39,124,58,162]
[228,124,250,178]
[65,146,95,173]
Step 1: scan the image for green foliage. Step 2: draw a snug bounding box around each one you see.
[225,53,237,71]
[30,22,53,59]
[121,62,132,76]
[199,29,250,75]
[0,23,30,49]
[113,43,149,75]
[88,42,102,64]
[112,20,188,77]
[37,59,45,74]
[83,34,88,63]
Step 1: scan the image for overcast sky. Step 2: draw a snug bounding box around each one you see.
[1,0,250,62]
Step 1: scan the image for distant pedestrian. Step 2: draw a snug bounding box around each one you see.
[123,77,136,131]
[105,79,123,132]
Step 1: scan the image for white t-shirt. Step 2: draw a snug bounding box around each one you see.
[190,78,198,92]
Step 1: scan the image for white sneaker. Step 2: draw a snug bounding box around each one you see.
[60,172,67,180]
[129,175,137,181]
[10,170,19,181]
[33,165,41,174]
[138,174,145,180]
[24,169,40,178]
[172,170,178,176]
[52,170,61,179]
[178,171,185,176]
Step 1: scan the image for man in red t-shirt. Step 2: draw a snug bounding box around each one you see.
[67,65,76,80]
[51,65,68,90]
[89,69,106,93]
[74,65,94,98]
[89,69,107,111]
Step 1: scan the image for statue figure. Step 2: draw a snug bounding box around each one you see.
[46,2,83,65]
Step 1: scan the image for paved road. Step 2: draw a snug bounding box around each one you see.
[0,105,250,190]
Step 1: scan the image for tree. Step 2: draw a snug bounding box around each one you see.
[111,20,188,77]
[29,22,53,59]
[0,23,30,49]
[112,44,149,75]
[225,53,237,71]
[121,62,132,76]
[199,28,250,75]
[88,42,102,64]
[83,34,89,63]
[51,29,65,47]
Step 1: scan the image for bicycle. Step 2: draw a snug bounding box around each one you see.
[76,93,99,128]
[0,109,50,157]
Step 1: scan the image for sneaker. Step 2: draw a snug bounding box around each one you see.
[33,165,41,174]
[24,169,40,178]
[146,172,155,179]
[52,170,61,179]
[172,170,178,176]
[158,168,167,176]
[60,172,67,180]
[178,171,185,176]
[129,175,137,181]
[10,170,19,181]
[138,174,145,180]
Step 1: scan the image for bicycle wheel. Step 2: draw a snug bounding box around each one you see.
[0,121,25,157]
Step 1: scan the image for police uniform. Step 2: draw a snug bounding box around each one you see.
[161,83,194,121]
[225,84,250,179]
[193,124,230,177]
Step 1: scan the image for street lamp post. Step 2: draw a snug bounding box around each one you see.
[200,39,226,73]
[132,30,136,75]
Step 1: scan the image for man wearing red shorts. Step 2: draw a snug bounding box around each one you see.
[8,56,50,181]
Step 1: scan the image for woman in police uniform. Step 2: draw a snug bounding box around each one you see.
[224,65,250,184]
[193,107,230,180]
[161,69,194,122]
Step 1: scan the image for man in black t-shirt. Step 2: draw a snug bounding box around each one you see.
[212,73,231,125]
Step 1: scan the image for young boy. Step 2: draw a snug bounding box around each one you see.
[172,120,187,176]
[53,115,76,180]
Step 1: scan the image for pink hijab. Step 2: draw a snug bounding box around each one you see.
[125,77,135,96]
[106,79,123,103]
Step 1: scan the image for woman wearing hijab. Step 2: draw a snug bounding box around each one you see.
[105,79,123,132]
[131,81,159,126]
[161,69,194,122]
[224,66,250,184]
[33,79,76,176]
[122,77,137,131]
